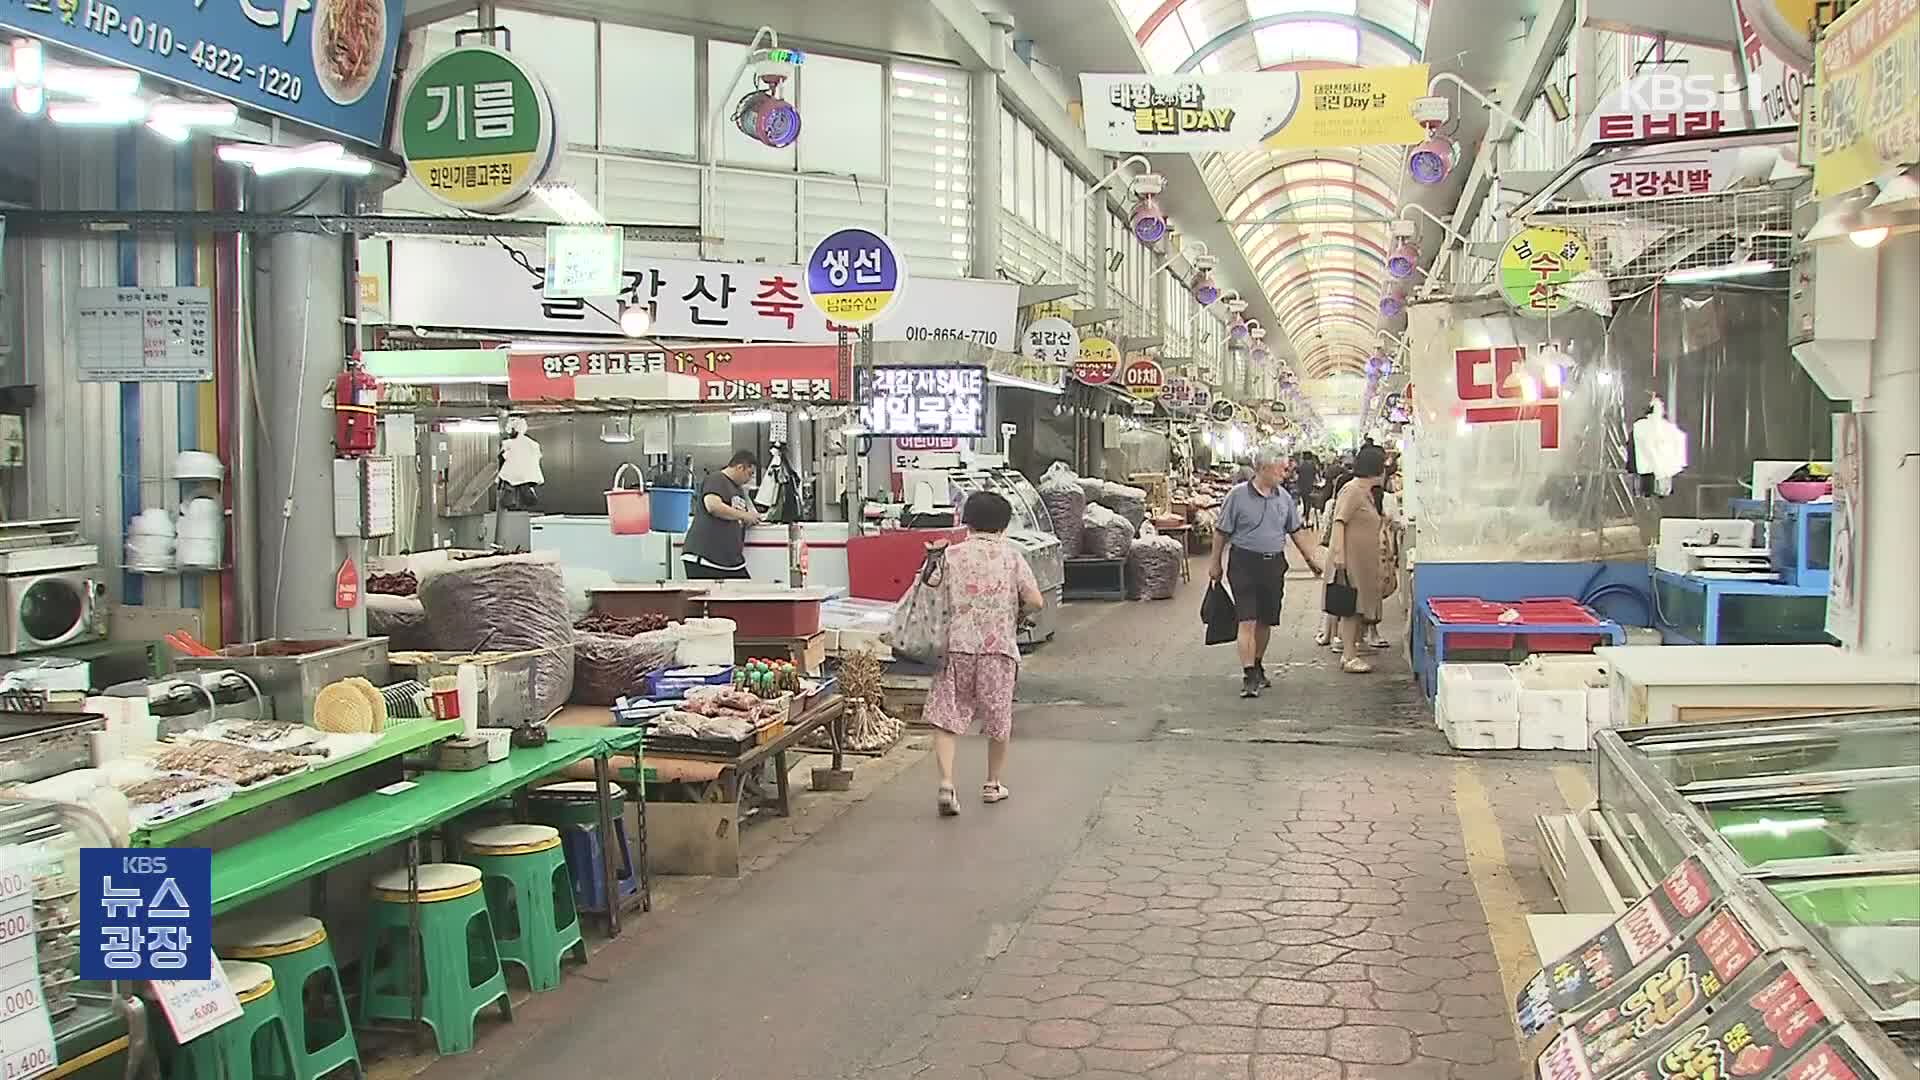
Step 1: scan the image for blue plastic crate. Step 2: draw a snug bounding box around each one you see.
[647,664,736,698]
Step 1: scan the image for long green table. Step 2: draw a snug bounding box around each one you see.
[210,727,641,914]
[134,719,462,846]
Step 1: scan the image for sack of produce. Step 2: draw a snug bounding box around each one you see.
[1080,504,1133,561]
[570,628,683,706]
[417,553,576,714]
[1037,462,1087,555]
[1125,531,1185,600]
[366,594,435,652]
[1093,481,1148,532]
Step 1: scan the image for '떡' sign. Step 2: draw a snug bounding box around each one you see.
[1073,337,1120,385]
[1811,0,1920,198]
[509,344,847,404]
[0,0,404,146]
[1499,227,1592,315]
[1454,344,1564,449]
[399,46,556,213]
[1122,357,1165,401]
[804,228,906,325]
[543,226,625,300]
[80,848,212,981]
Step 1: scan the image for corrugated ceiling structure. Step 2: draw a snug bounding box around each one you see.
[1113,0,1431,381]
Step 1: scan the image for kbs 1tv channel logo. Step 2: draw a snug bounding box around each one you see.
[79,849,212,981]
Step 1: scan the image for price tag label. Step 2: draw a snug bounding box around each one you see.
[0,849,53,1080]
[152,965,242,1044]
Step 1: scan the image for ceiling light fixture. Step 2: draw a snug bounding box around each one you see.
[733,47,804,149]
[1663,260,1778,284]
[146,100,239,141]
[618,303,654,337]
[216,141,374,177]
[1867,168,1920,211]
[1188,244,1220,305]
[1407,75,1541,185]
[1129,171,1169,246]
[47,97,148,125]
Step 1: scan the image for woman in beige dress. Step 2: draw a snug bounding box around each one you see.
[1326,444,1387,674]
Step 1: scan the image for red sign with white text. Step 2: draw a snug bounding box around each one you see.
[335,557,359,610]
[508,343,848,403]
[1455,345,1561,449]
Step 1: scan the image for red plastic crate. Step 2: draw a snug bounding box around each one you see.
[1429,596,1606,654]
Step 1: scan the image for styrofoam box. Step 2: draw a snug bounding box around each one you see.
[1439,695,1520,750]
[1586,687,1613,736]
[1518,685,1589,750]
[1519,653,1611,688]
[1439,663,1520,722]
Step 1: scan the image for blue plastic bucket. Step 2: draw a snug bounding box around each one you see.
[649,487,696,533]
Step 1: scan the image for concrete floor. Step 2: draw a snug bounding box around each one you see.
[422,568,1582,1080]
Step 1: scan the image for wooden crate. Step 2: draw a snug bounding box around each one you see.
[734,632,829,676]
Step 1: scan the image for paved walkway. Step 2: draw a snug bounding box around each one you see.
[423,567,1574,1080]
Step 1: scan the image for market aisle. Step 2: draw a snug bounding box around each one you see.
[420,570,1569,1080]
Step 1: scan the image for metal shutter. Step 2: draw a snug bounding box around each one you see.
[889,62,972,278]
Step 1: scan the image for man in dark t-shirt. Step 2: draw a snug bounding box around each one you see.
[681,450,762,579]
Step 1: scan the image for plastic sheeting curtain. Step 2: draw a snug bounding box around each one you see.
[1407,286,1835,563]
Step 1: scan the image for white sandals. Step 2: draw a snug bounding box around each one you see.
[982,782,1010,804]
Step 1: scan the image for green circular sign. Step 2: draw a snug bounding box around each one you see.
[400,46,556,214]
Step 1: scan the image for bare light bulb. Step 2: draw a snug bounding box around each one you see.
[619,304,653,336]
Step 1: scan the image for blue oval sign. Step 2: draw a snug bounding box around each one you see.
[803,228,907,326]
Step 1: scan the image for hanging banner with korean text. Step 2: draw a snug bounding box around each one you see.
[507,343,847,404]
[398,46,557,213]
[1811,0,1920,197]
[1080,67,1428,152]
[383,238,1018,346]
[1578,72,1749,202]
[1731,0,1809,128]
[0,0,403,145]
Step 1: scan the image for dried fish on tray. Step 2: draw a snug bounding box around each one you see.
[180,719,319,753]
[121,774,232,827]
[150,740,311,787]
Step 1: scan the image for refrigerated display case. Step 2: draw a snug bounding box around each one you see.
[950,468,1063,645]
[1595,709,1920,1042]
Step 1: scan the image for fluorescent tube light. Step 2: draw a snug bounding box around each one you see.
[1663,260,1777,284]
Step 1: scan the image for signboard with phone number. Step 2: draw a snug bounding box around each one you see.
[0,0,405,146]
[506,344,847,404]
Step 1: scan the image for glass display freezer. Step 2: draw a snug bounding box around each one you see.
[1595,709,1920,1033]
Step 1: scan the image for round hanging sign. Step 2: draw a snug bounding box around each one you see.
[1498,227,1592,315]
[1208,398,1234,422]
[803,228,907,325]
[1021,317,1080,366]
[1121,357,1165,401]
[400,46,557,214]
[1073,337,1120,385]
[1739,0,1857,72]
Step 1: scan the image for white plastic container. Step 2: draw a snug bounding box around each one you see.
[1518,684,1589,750]
[456,663,481,739]
[126,507,177,569]
[1438,663,1519,751]
[478,728,511,762]
[676,617,737,666]
[175,497,224,569]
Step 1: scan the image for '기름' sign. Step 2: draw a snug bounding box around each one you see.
[399,45,556,213]
[508,343,846,404]
[858,366,986,438]
[382,238,1016,346]
[1079,66,1428,153]
[804,228,906,325]
[1499,227,1592,316]
[0,0,403,145]
[80,848,212,981]
[1811,0,1920,197]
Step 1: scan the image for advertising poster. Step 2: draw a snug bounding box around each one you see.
[1811,0,1920,197]
[1825,413,1862,644]
[1079,65,1427,153]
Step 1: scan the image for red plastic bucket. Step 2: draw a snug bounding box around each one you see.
[606,464,652,535]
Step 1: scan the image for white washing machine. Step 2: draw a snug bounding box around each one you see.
[0,520,105,655]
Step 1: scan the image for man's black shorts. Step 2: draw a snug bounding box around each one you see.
[1227,548,1287,625]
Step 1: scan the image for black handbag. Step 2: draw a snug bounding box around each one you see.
[1201,581,1238,645]
[1322,572,1358,618]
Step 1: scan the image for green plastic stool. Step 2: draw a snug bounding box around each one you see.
[463,824,586,993]
[168,961,298,1080]
[357,864,511,1056]
[216,915,361,1080]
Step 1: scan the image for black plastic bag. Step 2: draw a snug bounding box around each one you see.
[1201,581,1238,645]
[1323,572,1358,618]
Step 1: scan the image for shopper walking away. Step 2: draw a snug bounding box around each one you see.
[1327,444,1388,673]
[1208,446,1324,699]
[682,450,762,580]
[1292,452,1321,527]
[928,491,1044,817]
[1314,459,1352,649]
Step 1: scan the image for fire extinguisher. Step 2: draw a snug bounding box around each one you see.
[334,357,379,456]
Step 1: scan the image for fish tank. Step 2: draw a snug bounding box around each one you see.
[1595,709,1920,1024]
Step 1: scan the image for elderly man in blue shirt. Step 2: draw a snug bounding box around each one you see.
[1207,445,1326,698]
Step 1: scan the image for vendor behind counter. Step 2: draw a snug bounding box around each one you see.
[682,450,763,581]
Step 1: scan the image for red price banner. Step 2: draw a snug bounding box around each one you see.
[508,343,846,403]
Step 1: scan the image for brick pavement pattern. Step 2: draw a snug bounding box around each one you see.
[861,743,1522,1080]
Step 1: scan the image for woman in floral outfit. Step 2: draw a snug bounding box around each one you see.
[927,490,1043,817]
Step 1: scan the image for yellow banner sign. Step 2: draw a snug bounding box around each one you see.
[1812,0,1920,197]
[1261,64,1430,151]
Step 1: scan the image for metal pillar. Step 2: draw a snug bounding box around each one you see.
[969,74,1003,280]
[1857,233,1920,656]
[228,178,262,644]
[252,178,358,637]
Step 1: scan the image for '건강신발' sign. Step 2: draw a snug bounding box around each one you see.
[399,45,556,213]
